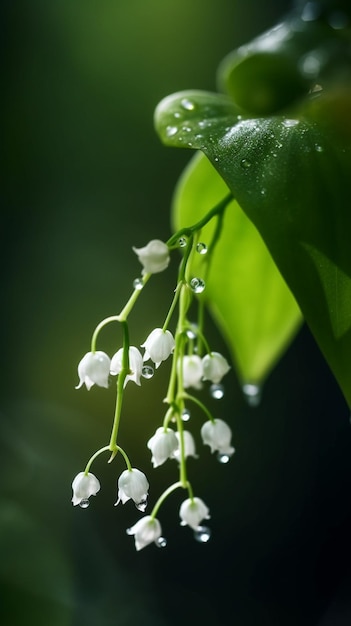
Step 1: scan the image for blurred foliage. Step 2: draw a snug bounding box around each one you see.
[1,1,351,625]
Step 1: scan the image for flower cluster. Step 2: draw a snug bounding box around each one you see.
[72,208,236,552]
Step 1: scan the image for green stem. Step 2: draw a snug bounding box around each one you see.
[150,481,187,519]
[84,445,110,474]
[162,281,182,331]
[108,321,130,454]
[91,316,120,353]
[182,392,216,423]
[118,273,151,321]
[167,193,233,247]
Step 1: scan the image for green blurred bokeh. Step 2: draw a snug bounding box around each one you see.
[2,1,351,625]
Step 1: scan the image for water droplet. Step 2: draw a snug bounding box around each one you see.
[190,277,205,294]
[135,499,147,512]
[282,119,299,128]
[133,278,144,290]
[186,327,197,340]
[182,408,191,421]
[196,242,207,255]
[240,158,252,169]
[315,144,323,152]
[214,156,219,162]
[142,365,154,379]
[182,125,191,133]
[178,237,187,248]
[79,499,90,509]
[181,98,195,111]
[210,383,225,399]
[174,112,181,119]
[156,536,167,548]
[242,383,262,407]
[217,452,231,464]
[194,526,211,543]
[166,125,178,137]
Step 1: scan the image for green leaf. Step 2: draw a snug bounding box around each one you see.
[172,151,302,386]
[155,84,351,406]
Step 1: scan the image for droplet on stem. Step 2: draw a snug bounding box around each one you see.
[178,237,187,248]
[182,408,191,421]
[133,278,144,290]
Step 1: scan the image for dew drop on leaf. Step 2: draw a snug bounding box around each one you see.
[196,242,208,255]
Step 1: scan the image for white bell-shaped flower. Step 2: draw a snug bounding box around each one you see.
[75,351,110,390]
[181,355,203,389]
[172,431,198,462]
[141,328,175,368]
[116,468,149,511]
[126,515,162,551]
[179,497,210,530]
[202,352,230,384]
[71,471,100,506]
[110,346,143,386]
[133,239,170,274]
[147,426,178,468]
[201,419,235,457]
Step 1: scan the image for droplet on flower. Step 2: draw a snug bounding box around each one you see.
[180,98,195,111]
[156,536,167,548]
[178,237,187,248]
[190,277,205,293]
[210,383,225,399]
[240,158,252,169]
[217,452,232,464]
[182,408,191,422]
[242,383,262,407]
[133,278,144,290]
[196,242,207,255]
[194,526,211,543]
[142,365,154,379]
[79,499,90,509]
[135,499,148,512]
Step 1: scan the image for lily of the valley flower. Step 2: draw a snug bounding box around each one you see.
[179,497,210,530]
[202,352,230,384]
[181,355,203,389]
[172,430,198,462]
[116,468,149,511]
[75,351,111,390]
[141,328,175,368]
[133,239,170,274]
[110,346,143,386]
[147,426,178,467]
[71,471,100,506]
[127,515,162,551]
[201,419,235,457]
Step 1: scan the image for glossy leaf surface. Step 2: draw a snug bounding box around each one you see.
[155,6,351,405]
[172,151,302,385]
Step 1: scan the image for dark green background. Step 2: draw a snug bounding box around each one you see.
[1,1,351,625]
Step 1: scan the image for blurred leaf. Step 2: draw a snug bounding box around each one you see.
[172,151,302,385]
[155,7,351,406]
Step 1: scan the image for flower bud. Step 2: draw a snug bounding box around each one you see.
[127,515,162,551]
[133,239,170,274]
[141,328,175,368]
[201,419,235,457]
[202,352,230,384]
[71,471,100,506]
[75,351,110,390]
